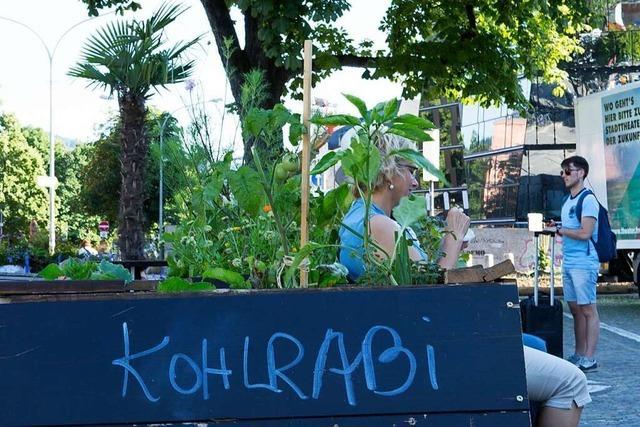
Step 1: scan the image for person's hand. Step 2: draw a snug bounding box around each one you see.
[445,207,470,241]
[544,220,559,234]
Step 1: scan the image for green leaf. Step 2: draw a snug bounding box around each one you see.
[370,101,386,123]
[60,258,97,280]
[342,142,381,184]
[244,109,270,137]
[227,166,264,216]
[269,104,292,128]
[284,242,321,284]
[311,114,360,127]
[394,114,434,130]
[343,94,368,118]
[90,272,118,281]
[97,260,133,284]
[392,194,427,229]
[315,262,349,287]
[202,267,247,288]
[158,277,215,293]
[288,121,306,146]
[38,264,64,280]
[387,124,432,142]
[388,148,448,184]
[203,172,224,201]
[383,98,400,121]
[322,183,350,218]
[392,231,411,285]
[310,150,345,174]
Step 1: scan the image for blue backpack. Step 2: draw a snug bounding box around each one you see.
[575,190,617,262]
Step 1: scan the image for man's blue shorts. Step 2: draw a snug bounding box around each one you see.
[563,268,598,305]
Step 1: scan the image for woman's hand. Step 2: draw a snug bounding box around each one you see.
[445,207,470,241]
[439,208,471,270]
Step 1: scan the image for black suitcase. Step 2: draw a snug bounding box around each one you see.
[520,230,564,358]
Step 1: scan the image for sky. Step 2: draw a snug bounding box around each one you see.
[0,0,401,145]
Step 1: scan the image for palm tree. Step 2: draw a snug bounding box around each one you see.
[69,3,200,260]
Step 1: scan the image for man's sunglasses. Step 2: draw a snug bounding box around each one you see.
[560,168,580,176]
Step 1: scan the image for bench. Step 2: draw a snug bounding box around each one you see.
[0,283,530,426]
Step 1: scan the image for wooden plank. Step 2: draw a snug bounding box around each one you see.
[0,280,155,295]
[482,260,516,282]
[0,285,528,426]
[112,411,531,426]
[444,265,484,283]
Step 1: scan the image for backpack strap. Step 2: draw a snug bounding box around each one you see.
[575,189,596,255]
[574,189,592,222]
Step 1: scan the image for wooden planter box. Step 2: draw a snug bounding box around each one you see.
[0,282,530,426]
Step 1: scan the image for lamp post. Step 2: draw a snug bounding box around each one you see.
[157,98,222,258]
[0,13,110,254]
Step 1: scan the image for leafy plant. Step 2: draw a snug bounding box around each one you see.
[38,258,133,283]
[163,70,346,289]
[164,84,452,289]
[157,277,215,293]
[287,94,446,286]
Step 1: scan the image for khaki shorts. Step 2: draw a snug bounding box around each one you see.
[524,346,592,409]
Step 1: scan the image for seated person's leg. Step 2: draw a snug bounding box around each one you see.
[523,333,547,352]
[523,346,590,427]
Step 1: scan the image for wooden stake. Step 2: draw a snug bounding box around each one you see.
[300,40,312,288]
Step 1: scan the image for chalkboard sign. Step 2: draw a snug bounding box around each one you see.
[0,284,529,426]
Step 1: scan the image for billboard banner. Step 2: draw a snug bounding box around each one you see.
[601,89,640,241]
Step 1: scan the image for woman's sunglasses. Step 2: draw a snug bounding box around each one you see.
[399,164,420,179]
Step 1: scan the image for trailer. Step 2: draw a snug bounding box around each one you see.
[575,81,640,286]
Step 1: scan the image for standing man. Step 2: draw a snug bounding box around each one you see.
[550,155,600,372]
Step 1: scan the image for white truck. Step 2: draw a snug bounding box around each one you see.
[574,81,640,286]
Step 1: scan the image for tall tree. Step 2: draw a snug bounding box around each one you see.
[80,111,182,229]
[69,3,200,260]
[56,143,103,242]
[0,114,49,239]
[82,1,589,148]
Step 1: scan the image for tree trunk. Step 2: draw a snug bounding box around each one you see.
[117,91,148,261]
[200,0,289,164]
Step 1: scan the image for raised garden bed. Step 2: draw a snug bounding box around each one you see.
[0,282,530,426]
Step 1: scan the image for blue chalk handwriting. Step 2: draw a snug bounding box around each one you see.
[312,329,363,406]
[267,333,308,399]
[112,322,169,402]
[243,336,279,392]
[113,315,440,405]
[169,353,202,394]
[202,339,232,400]
[426,345,439,390]
[362,326,416,397]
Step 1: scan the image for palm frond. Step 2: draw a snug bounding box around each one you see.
[68,1,198,97]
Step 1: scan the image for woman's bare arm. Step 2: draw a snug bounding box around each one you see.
[368,208,470,270]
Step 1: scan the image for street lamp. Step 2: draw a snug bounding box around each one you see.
[0,13,111,254]
[157,98,222,258]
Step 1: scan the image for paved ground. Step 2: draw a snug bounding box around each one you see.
[563,294,640,426]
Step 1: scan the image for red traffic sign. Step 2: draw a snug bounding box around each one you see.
[98,221,109,232]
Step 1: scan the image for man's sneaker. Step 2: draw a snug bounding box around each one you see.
[566,353,581,365]
[578,357,598,372]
